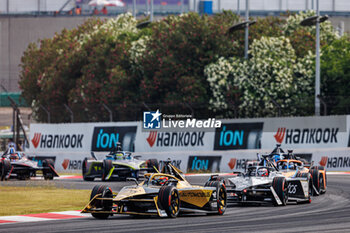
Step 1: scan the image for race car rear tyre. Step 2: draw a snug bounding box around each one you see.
[82,157,94,181]
[43,159,55,180]
[205,181,227,215]
[147,159,159,173]
[272,177,288,206]
[102,160,113,181]
[1,160,11,181]
[90,185,113,219]
[158,186,180,218]
[310,168,321,196]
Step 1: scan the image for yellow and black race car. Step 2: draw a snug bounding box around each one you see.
[81,161,227,218]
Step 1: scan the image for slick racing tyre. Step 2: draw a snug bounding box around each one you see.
[158,186,180,218]
[147,159,159,173]
[272,177,288,206]
[205,181,227,215]
[310,168,321,196]
[43,159,55,180]
[90,185,113,219]
[317,166,327,194]
[1,160,11,181]
[296,173,312,204]
[102,160,113,181]
[82,157,94,181]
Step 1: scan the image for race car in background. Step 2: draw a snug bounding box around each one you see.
[82,142,159,181]
[259,144,327,195]
[81,161,227,218]
[220,157,312,206]
[0,147,59,180]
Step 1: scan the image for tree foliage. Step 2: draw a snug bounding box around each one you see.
[18,11,344,122]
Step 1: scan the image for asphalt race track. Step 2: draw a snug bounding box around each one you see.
[1,175,350,233]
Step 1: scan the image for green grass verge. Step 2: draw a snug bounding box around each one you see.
[0,186,91,216]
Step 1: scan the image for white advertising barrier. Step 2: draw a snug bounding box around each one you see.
[216,147,350,173]
[29,151,190,173]
[28,147,350,173]
[261,115,348,149]
[29,122,138,153]
[135,122,216,152]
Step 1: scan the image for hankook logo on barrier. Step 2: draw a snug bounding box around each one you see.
[91,126,137,152]
[146,131,205,148]
[62,159,83,170]
[273,127,339,145]
[187,156,221,173]
[214,123,263,150]
[321,156,350,168]
[31,132,84,149]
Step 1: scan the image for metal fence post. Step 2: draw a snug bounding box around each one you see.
[102,104,113,122]
[64,104,74,123]
[40,105,51,123]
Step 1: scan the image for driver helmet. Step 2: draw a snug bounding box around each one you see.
[257,168,268,177]
[289,162,295,169]
[9,145,16,154]
[114,152,124,160]
[280,162,288,170]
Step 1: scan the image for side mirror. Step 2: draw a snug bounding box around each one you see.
[126,177,139,185]
[90,151,98,160]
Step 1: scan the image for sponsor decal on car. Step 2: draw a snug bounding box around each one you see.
[27,156,56,167]
[187,156,221,173]
[214,123,263,150]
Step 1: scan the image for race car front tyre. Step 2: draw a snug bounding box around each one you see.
[296,173,312,203]
[310,168,321,196]
[102,160,113,181]
[205,181,227,215]
[147,159,159,173]
[158,186,180,218]
[90,185,113,219]
[82,157,94,181]
[272,177,288,206]
[1,160,11,181]
[43,159,55,180]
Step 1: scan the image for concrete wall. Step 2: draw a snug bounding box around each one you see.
[0,15,350,92]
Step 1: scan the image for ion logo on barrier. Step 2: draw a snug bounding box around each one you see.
[214,123,263,150]
[91,126,137,152]
[143,110,162,129]
[187,156,221,173]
